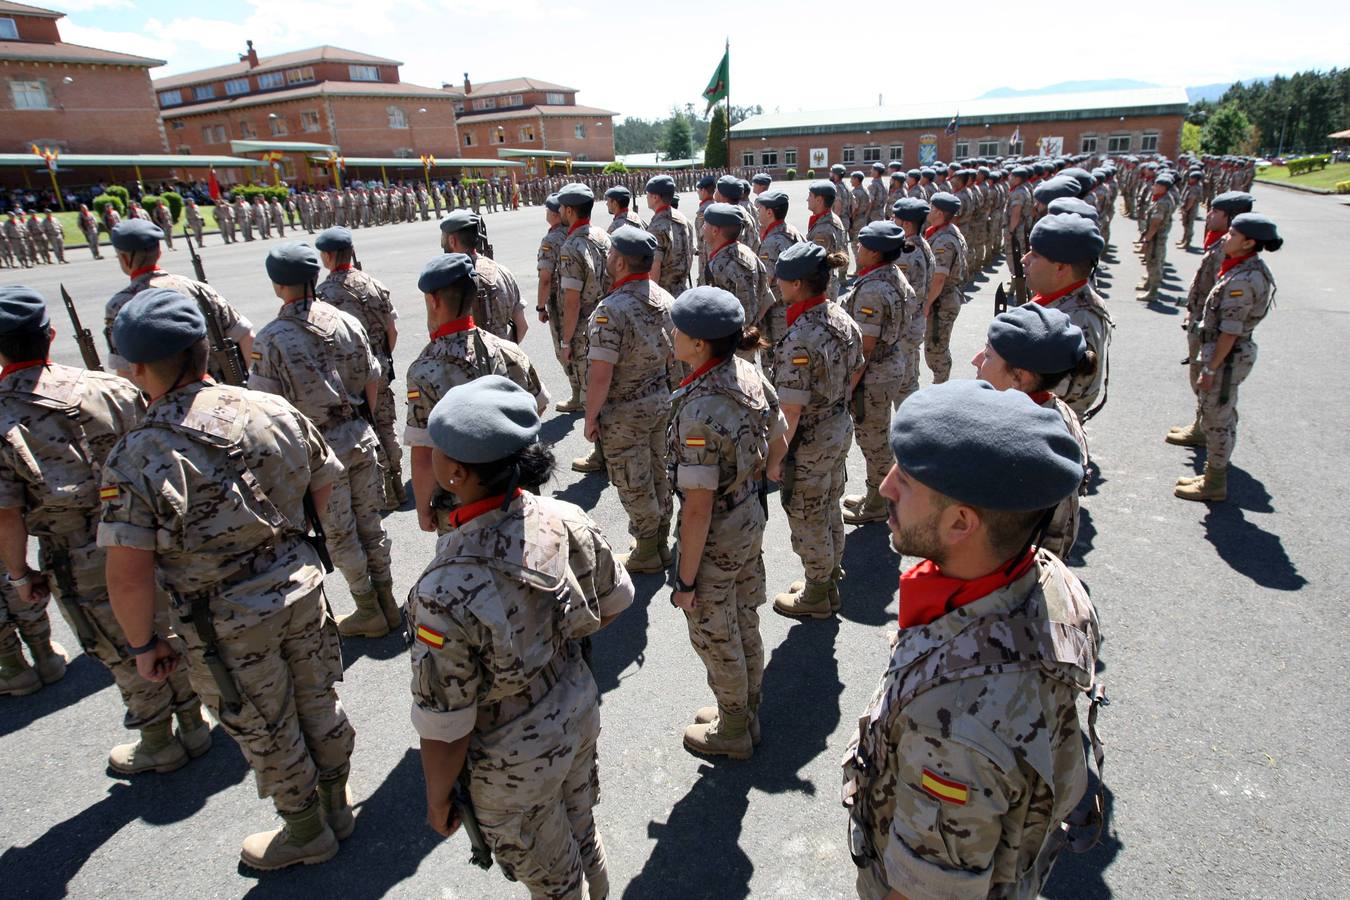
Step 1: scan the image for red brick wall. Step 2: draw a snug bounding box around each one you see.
[6,14,62,43]
[1,61,167,154]
[164,61,400,109]
[540,114,614,161]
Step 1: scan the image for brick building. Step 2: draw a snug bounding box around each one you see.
[450,75,616,170]
[729,88,1189,175]
[155,42,459,185]
[0,0,166,155]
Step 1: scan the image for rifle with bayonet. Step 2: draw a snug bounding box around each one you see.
[301,490,334,574]
[185,221,207,283]
[1009,235,1028,306]
[61,284,103,371]
[450,769,494,871]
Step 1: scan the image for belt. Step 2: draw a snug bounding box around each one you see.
[475,645,574,732]
[608,377,670,406]
[800,400,847,430]
[716,477,759,513]
[171,537,288,604]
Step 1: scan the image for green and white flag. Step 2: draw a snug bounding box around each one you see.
[702,47,729,114]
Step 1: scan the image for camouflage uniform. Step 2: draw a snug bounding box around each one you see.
[1035,282,1112,419]
[216,202,235,244]
[848,185,869,257]
[248,297,391,598]
[894,235,935,404]
[537,222,580,399]
[105,270,253,381]
[773,300,864,587]
[806,211,849,300]
[1183,236,1227,399]
[185,204,206,247]
[1040,395,1089,560]
[843,551,1102,899]
[704,241,774,352]
[408,492,634,898]
[606,208,644,234]
[647,204,695,297]
[41,216,65,263]
[587,276,676,543]
[756,220,805,350]
[924,223,968,383]
[1141,192,1176,295]
[98,381,354,814]
[695,200,712,283]
[1178,181,1202,247]
[3,217,29,267]
[669,357,783,718]
[28,216,50,263]
[867,177,887,224]
[471,254,524,342]
[558,222,613,393]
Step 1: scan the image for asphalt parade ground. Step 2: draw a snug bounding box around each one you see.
[1,182,1346,899]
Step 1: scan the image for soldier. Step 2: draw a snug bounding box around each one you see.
[535,194,582,412]
[644,174,695,298]
[1022,214,1113,419]
[4,213,30,268]
[314,227,405,507]
[236,195,253,241]
[78,203,103,259]
[41,211,66,264]
[701,203,774,352]
[750,172,771,196]
[184,198,206,248]
[886,171,905,212]
[694,174,716,280]
[405,254,547,534]
[270,195,287,238]
[669,287,788,760]
[0,284,216,767]
[431,182,444,218]
[27,213,50,264]
[0,225,11,269]
[972,304,1096,559]
[604,185,644,232]
[847,171,869,261]
[888,197,936,408]
[921,192,969,384]
[713,175,759,254]
[104,220,255,382]
[416,184,429,221]
[249,243,396,638]
[829,163,852,237]
[842,379,1103,900]
[866,162,887,224]
[555,183,613,474]
[804,180,849,299]
[152,201,175,250]
[583,226,676,573]
[838,222,922,526]
[1172,213,1281,503]
[439,210,528,343]
[753,189,804,350]
[216,198,235,244]
[253,196,271,240]
[408,376,630,898]
[100,287,356,869]
[769,242,863,620]
[1177,170,1203,250]
[1004,165,1033,271]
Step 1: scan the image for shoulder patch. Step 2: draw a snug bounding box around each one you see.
[415,623,445,648]
[684,437,706,447]
[250,350,262,360]
[791,355,810,365]
[595,315,609,324]
[407,389,422,401]
[860,307,875,316]
[1228,289,1244,297]
[99,485,119,502]
[920,768,969,805]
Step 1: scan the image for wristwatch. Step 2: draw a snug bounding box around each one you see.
[674,574,697,594]
[6,568,33,586]
[1201,366,1216,377]
[126,634,160,656]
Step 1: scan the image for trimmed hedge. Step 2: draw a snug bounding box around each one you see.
[92,193,125,218]
[785,168,797,180]
[1336,180,1350,194]
[1287,155,1331,176]
[602,162,629,174]
[229,184,289,203]
[806,169,816,178]
[162,191,183,223]
[105,185,130,208]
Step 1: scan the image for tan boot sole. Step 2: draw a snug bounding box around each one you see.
[109,746,190,775]
[621,554,666,575]
[843,507,887,524]
[1164,433,1205,447]
[239,839,338,871]
[1174,485,1226,502]
[555,400,584,413]
[682,735,752,761]
[337,621,389,639]
[0,676,42,697]
[772,597,834,620]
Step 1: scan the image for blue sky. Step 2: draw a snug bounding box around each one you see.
[52,0,1350,121]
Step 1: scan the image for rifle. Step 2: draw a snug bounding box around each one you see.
[994,283,1009,317]
[1009,236,1028,306]
[196,294,247,386]
[185,222,207,283]
[301,490,335,574]
[450,769,494,871]
[61,285,103,371]
[353,252,363,272]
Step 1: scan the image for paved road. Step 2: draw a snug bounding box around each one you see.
[1,183,1346,899]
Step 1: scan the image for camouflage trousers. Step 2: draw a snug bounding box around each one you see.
[1142,234,1168,292]
[49,237,64,263]
[372,376,402,480]
[923,291,963,384]
[896,344,921,409]
[680,498,766,716]
[599,394,671,541]
[1181,214,1196,246]
[322,439,392,595]
[0,580,51,657]
[783,410,852,582]
[1200,339,1257,469]
[172,587,353,814]
[850,377,902,492]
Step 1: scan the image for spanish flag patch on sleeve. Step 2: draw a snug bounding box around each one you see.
[99,486,119,502]
[860,307,875,316]
[407,389,421,401]
[415,624,445,649]
[920,768,969,805]
[791,355,810,365]
[595,315,609,324]
[1229,289,1244,297]
[685,436,706,447]
[250,351,262,360]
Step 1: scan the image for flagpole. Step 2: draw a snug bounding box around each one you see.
[724,37,731,172]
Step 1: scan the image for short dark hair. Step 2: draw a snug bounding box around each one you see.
[145,338,209,383]
[566,199,595,219]
[433,279,476,318]
[465,441,555,494]
[1030,349,1098,393]
[617,249,655,274]
[932,491,1047,560]
[0,327,52,365]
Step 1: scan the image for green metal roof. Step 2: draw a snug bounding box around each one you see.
[231,139,339,154]
[306,156,525,169]
[497,148,570,159]
[0,153,266,168]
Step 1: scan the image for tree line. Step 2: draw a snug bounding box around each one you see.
[1187,68,1350,156]
[614,103,764,164]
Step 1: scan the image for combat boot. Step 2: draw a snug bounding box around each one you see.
[842,492,865,511]
[1165,419,1205,447]
[0,651,41,697]
[27,639,68,685]
[843,488,887,524]
[109,719,189,774]
[391,466,408,506]
[555,385,584,414]
[773,580,834,620]
[381,468,400,512]
[694,693,761,746]
[318,772,355,840]
[240,798,338,870]
[176,704,213,758]
[373,580,402,632]
[571,445,605,474]
[619,536,666,574]
[337,588,389,638]
[828,571,844,614]
[1174,463,1227,502]
[657,517,673,568]
[1175,472,1205,486]
[683,708,753,760]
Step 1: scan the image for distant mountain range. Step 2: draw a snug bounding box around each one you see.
[977,78,1274,105]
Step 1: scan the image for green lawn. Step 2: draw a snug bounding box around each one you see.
[1254,161,1350,192]
[50,207,221,248]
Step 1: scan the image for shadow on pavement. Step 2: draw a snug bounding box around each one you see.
[0,651,112,738]
[1043,782,1122,900]
[551,470,608,512]
[1070,507,1097,567]
[623,618,843,900]
[839,525,899,626]
[340,629,408,670]
[1200,467,1306,591]
[590,573,658,698]
[539,411,578,448]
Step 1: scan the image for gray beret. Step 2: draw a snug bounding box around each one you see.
[556,183,594,206]
[0,285,49,335]
[110,219,163,252]
[645,175,676,198]
[830,164,846,174]
[892,197,931,223]
[113,288,206,364]
[1211,191,1253,216]
[871,162,886,172]
[857,221,907,253]
[850,170,865,180]
[889,380,1083,510]
[604,185,632,202]
[544,192,561,212]
[920,168,935,178]
[417,253,475,294]
[754,189,789,211]
[1154,173,1175,187]
[1011,165,1032,178]
[1060,167,1094,195]
[696,175,717,190]
[427,374,540,464]
[439,209,479,234]
[774,240,827,281]
[930,191,961,215]
[714,175,743,202]
[314,226,353,252]
[988,304,1086,374]
[1032,176,1081,206]
[808,180,838,203]
[671,285,744,340]
[609,224,657,257]
[1029,213,1104,263]
[751,173,772,185]
[703,202,742,229]
[1231,212,1281,247]
[1046,197,1099,223]
[265,242,322,285]
[906,169,921,179]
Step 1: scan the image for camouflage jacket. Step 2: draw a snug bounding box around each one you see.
[841,264,916,384]
[315,266,398,362]
[706,240,774,331]
[471,254,523,342]
[772,299,864,422]
[1199,253,1276,353]
[1185,238,1226,321]
[895,234,936,310]
[558,222,613,337]
[1036,281,1113,417]
[757,220,805,345]
[536,223,568,313]
[607,208,645,233]
[927,223,969,291]
[104,270,252,378]
[1042,395,1089,561]
[587,276,675,406]
[668,356,784,498]
[647,205,695,295]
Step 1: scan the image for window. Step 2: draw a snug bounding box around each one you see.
[269,117,287,136]
[741,151,755,167]
[301,110,321,132]
[238,120,256,139]
[1009,140,1023,155]
[1080,135,1098,154]
[889,145,904,162]
[978,140,999,156]
[574,123,586,139]
[281,158,297,180]
[12,79,51,110]
[349,65,380,81]
[954,141,969,158]
[842,146,856,163]
[0,17,17,40]
[257,71,284,90]
[761,149,778,166]
[506,94,523,107]
[518,125,535,142]
[225,78,249,96]
[1107,133,1131,153]
[387,106,408,129]
[489,127,505,144]
[170,120,184,131]
[1140,131,1159,152]
[862,146,882,163]
[286,66,314,85]
[473,97,496,110]
[784,148,798,166]
[200,124,227,143]
[194,84,215,101]
[453,102,465,115]
[545,92,565,105]
[158,89,182,107]
[463,131,474,147]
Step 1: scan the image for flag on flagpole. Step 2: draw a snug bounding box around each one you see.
[208,168,221,201]
[702,47,729,114]
[1010,126,1021,146]
[945,112,960,136]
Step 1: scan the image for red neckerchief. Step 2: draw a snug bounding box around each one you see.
[678,355,727,388]
[808,212,826,231]
[854,263,885,281]
[1219,252,1255,278]
[130,264,165,280]
[612,272,649,290]
[446,488,522,530]
[898,549,1035,628]
[786,295,826,328]
[430,315,475,340]
[567,218,590,236]
[1027,390,1054,406]
[708,239,736,262]
[333,263,354,272]
[923,223,943,240]
[651,203,670,215]
[760,220,783,242]
[1203,229,1225,249]
[1032,279,1088,307]
[698,200,711,212]
[0,358,48,381]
